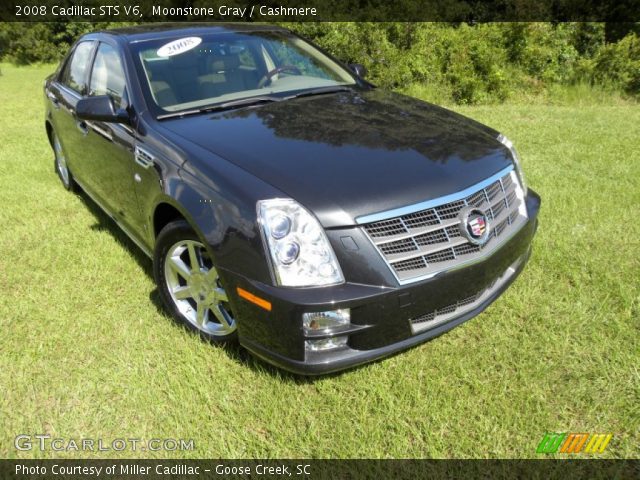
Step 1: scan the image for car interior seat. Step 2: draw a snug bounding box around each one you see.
[199,53,258,99]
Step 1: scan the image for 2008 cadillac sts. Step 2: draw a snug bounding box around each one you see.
[44,24,540,374]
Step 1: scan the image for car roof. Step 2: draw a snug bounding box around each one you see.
[97,23,288,43]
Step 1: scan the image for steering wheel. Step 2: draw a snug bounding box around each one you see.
[257,65,302,88]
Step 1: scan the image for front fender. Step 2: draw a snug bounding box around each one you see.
[145,118,287,286]
[155,159,281,286]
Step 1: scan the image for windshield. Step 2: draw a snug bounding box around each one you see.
[130,30,357,113]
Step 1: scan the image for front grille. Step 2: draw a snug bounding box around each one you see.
[409,256,522,334]
[361,168,527,284]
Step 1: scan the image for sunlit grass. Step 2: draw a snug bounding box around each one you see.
[400,80,638,107]
[0,63,638,459]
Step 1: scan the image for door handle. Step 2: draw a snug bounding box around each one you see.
[46,92,60,109]
[76,120,89,136]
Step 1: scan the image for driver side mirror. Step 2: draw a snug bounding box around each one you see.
[76,95,130,124]
[349,63,367,79]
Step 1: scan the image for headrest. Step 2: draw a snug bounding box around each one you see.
[206,54,240,72]
[169,52,199,69]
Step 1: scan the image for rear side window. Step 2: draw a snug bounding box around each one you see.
[89,43,127,108]
[60,41,95,94]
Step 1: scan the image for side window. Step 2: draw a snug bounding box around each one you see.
[89,43,128,108]
[60,41,95,94]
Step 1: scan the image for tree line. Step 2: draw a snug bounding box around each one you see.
[1,22,638,103]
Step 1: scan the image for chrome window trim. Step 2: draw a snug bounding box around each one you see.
[57,83,82,100]
[355,165,514,225]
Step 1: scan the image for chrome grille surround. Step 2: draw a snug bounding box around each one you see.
[408,256,523,334]
[358,166,528,285]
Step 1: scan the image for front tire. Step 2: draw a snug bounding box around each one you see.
[154,220,237,343]
[52,132,77,191]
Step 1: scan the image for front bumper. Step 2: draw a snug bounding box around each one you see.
[222,190,541,375]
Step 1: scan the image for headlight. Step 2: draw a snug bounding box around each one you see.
[497,134,527,193]
[258,198,345,287]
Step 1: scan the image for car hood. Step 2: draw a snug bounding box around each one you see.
[158,89,513,227]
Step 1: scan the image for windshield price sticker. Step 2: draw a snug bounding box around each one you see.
[157,37,202,57]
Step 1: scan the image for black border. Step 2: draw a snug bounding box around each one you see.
[2,0,640,22]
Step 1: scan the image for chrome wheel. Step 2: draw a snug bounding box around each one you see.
[53,135,70,187]
[163,239,236,337]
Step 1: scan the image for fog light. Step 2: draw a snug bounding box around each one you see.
[303,309,350,333]
[305,336,348,352]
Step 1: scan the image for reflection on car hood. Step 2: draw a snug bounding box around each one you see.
[158,89,513,227]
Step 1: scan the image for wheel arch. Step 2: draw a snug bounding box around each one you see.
[153,201,187,239]
[150,196,215,259]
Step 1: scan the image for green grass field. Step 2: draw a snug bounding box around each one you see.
[0,63,638,459]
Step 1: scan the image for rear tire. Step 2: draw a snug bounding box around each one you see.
[154,220,237,343]
[52,132,78,192]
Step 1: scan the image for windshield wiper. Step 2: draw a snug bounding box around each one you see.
[286,86,353,100]
[156,88,353,120]
[157,95,282,120]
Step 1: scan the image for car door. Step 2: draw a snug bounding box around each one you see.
[82,41,141,233]
[48,40,97,185]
